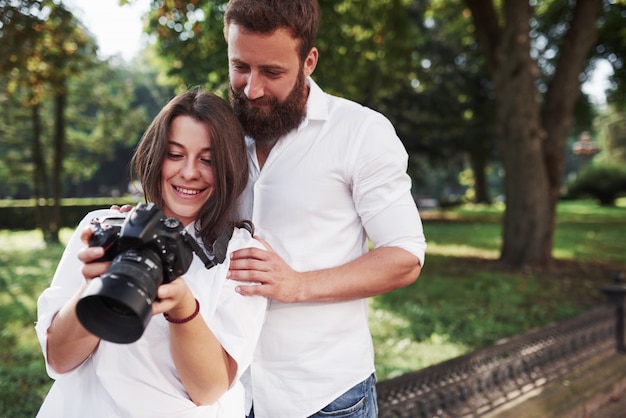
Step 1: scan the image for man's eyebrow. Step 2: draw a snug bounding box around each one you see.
[230,58,286,72]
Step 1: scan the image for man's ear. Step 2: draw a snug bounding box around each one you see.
[304,47,319,78]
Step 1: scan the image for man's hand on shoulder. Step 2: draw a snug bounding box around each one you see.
[227,236,305,303]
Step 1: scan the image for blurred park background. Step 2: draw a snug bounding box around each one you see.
[1,0,626,416]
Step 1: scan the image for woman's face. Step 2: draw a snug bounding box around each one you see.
[160,115,215,226]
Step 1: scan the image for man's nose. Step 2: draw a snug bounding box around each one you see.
[244,72,264,100]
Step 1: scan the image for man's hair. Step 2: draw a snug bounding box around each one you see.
[224,0,320,62]
[131,88,248,249]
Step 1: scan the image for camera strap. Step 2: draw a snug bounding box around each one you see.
[185,226,234,270]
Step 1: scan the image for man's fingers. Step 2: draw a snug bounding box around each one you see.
[235,284,266,297]
[230,246,267,261]
[228,266,266,283]
[252,235,273,252]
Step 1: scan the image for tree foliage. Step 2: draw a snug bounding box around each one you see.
[139,0,626,268]
[144,0,229,92]
[379,0,496,203]
[596,109,626,164]
[594,0,626,106]
[0,0,148,242]
[142,0,500,203]
[4,0,623,266]
[1,0,99,242]
[462,0,612,267]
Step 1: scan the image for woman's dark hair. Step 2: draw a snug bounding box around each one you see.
[224,0,320,63]
[131,87,249,249]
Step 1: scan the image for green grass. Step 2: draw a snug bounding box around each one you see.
[370,199,626,379]
[1,199,625,416]
[0,229,72,417]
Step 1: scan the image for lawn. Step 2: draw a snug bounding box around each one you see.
[371,199,626,379]
[0,199,625,416]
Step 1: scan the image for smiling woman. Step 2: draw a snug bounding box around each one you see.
[65,0,151,61]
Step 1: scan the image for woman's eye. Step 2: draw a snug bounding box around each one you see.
[201,158,212,165]
[167,152,183,160]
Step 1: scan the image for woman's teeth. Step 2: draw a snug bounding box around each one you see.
[175,186,200,195]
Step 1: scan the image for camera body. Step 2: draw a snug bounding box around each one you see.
[88,202,194,282]
[76,202,198,344]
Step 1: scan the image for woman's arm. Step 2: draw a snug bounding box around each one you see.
[45,282,101,373]
[153,279,237,406]
[45,229,108,373]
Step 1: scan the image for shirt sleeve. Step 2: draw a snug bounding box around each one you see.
[351,112,427,266]
[35,209,121,378]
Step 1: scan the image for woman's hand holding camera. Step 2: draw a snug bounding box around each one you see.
[78,227,110,280]
[77,224,196,321]
[152,278,196,320]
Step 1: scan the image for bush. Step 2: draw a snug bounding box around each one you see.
[0,197,139,230]
[567,163,626,206]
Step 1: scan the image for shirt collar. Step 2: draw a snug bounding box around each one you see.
[305,77,329,123]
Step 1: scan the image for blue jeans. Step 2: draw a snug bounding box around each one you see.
[309,373,378,418]
[247,374,378,418]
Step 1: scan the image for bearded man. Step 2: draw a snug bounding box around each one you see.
[224,1,427,417]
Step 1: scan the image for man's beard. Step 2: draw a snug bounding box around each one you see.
[230,71,308,145]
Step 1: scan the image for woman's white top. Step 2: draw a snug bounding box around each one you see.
[35,209,267,418]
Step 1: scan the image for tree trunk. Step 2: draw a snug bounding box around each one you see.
[541,0,602,246]
[48,85,67,245]
[495,0,552,267]
[468,141,491,204]
[30,102,52,241]
[466,0,602,268]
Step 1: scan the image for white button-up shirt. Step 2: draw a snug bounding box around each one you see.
[36,209,267,418]
[238,78,426,418]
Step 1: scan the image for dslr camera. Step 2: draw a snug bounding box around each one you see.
[76,202,218,344]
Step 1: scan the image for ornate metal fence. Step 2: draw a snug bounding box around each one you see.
[376,305,618,418]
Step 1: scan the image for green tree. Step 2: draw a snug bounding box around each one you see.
[597,110,626,164]
[65,61,173,197]
[1,0,99,242]
[463,0,608,267]
[140,0,624,268]
[0,0,147,241]
[143,0,421,101]
[594,0,626,107]
[381,0,496,204]
[0,76,33,197]
[141,0,492,205]
[144,0,229,92]
[62,63,150,196]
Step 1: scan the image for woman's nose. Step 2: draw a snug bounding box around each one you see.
[180,160,200,179]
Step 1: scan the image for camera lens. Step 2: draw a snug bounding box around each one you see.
[76,248,164,344]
